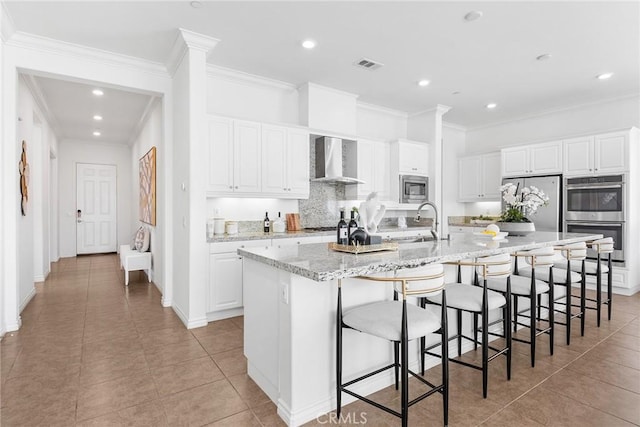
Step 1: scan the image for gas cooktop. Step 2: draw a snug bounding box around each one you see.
[302,227,336,232]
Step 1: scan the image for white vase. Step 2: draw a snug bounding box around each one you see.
[497,221,535,236]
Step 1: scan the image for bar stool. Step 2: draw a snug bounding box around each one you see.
[336,265,448,427]
[424,254,512,398]
[489,247,555,367]
[520,242,586,345]
[554,238,614,326]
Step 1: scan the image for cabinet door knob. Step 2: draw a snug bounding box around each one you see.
[235,186,239,189]
[228,186,233,189]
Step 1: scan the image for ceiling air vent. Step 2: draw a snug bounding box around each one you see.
[354,57,384,71]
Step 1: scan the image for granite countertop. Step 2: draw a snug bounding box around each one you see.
[207,226,432,243]
[238,232,603,282]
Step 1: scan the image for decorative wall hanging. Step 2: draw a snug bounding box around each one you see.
[139,146,156,225]
[19,140,29,216]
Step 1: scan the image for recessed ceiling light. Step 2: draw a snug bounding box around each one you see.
[452,91,461,95]
[418,80,430,87]
[93,131,101,136]
[92,89,103,96]
[190,1,203,8]
[536,53,552,61]
[93,115,103,121]
[597,72,613,80]
[302,39,316,49]
[486,103,497,109]
[464,10,483,22]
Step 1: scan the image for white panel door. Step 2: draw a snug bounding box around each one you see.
[563,136,593,176]
[207,117,234,193]
[76,163,117,254]
[286,128,310,197]
[595,132,628,174]
[209,252,243,312]
[530,141,562,174]
[458,156,482,201]
[261,124,287,194]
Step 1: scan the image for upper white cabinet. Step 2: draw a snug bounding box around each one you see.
[207,115,310,198]
[564,131,629,176]
[501,141,562,177]
[207,117,261,195]
[345,139,390,200]
[458,152,501,202]
[261,124,310,199]
[392,139,429,176]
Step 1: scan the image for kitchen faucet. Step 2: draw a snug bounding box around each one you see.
[415,201,440,241]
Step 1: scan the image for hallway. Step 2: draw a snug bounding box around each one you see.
[1,254,639,425]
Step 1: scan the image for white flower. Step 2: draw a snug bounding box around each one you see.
[500,183,549,218]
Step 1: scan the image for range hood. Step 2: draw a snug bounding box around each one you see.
[313,136,365,184]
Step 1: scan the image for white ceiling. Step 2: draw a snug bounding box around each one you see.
[4,1,639,141]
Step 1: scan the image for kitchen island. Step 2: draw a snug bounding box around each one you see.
[238,231,602,426]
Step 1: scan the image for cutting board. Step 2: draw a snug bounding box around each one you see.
[286,213,301,231]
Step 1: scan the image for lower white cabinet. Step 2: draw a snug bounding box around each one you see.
[208,240,269,319]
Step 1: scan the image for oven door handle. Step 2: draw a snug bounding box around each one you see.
[566,222,624,227]
[566,184,623,190]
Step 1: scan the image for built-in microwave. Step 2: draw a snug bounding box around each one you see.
[399,175,428,203]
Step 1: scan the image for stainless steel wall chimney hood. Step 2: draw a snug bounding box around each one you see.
[313,136,364,184]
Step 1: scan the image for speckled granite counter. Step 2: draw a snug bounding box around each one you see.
[238,231,603,282]
[207,226,432,243]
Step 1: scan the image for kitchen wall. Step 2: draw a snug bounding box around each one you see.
[131,98,163,290]
[58,140,132,258]
[462,94,640,217]
[465,95,640,152]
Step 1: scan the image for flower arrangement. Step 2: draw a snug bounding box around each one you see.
[499,183,549,223]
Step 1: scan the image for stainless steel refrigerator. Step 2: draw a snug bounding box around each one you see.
[501,175,562,232]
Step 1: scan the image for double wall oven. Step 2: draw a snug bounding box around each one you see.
[565,174,625,265]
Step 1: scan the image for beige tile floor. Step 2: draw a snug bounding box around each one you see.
[0,253,638,426]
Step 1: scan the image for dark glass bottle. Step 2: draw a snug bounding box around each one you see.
[348,210,358,244]
[337,210,348,245]
[263,212,270,233]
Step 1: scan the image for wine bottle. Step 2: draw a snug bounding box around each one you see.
[337,210,348,245]
[264,212,270,233]
[348,210,358,244]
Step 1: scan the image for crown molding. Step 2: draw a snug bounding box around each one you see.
[21,73,62,137]
[467,93,640,132]
[299,82,360,100]
[442,121,467,132]
[207,64,297,92]
[357,101,408,119]
[128,96,160,146]
[166,28,219,76]
[409,104,452,118]
[6,31,169,78]
[1,2,16,42]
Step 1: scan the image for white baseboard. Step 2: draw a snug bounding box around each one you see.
[171,304,208,329]
[161,296,172,307]
[34,275,45,282]
[206,308,243,322]
[19,288,36,313]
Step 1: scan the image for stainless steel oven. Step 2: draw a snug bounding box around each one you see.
[399,175,428,204]
[565,221,625,265]
[565,175,624,222]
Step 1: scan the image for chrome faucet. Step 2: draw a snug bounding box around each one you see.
[416,201,440,241]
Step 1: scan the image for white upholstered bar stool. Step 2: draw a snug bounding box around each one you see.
[490,247,556,367]
[424,254,512,399]
[553,238,615,327]
[336,265,449,427]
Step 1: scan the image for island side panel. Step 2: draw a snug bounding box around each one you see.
[243,258,280,402]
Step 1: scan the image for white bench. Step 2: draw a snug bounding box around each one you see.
[119,245,151,286]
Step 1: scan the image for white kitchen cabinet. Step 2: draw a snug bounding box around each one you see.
[208,240,269,320]
[564,131,628,176]
[392,139,429,176]
[207,116,262,196]
[345,139,390,200]
[272,235,323,248]
[458,152,501,202]
[501,141,562,177]
[262,124,310,199]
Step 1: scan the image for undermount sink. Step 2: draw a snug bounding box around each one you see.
[388,236,435,244]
